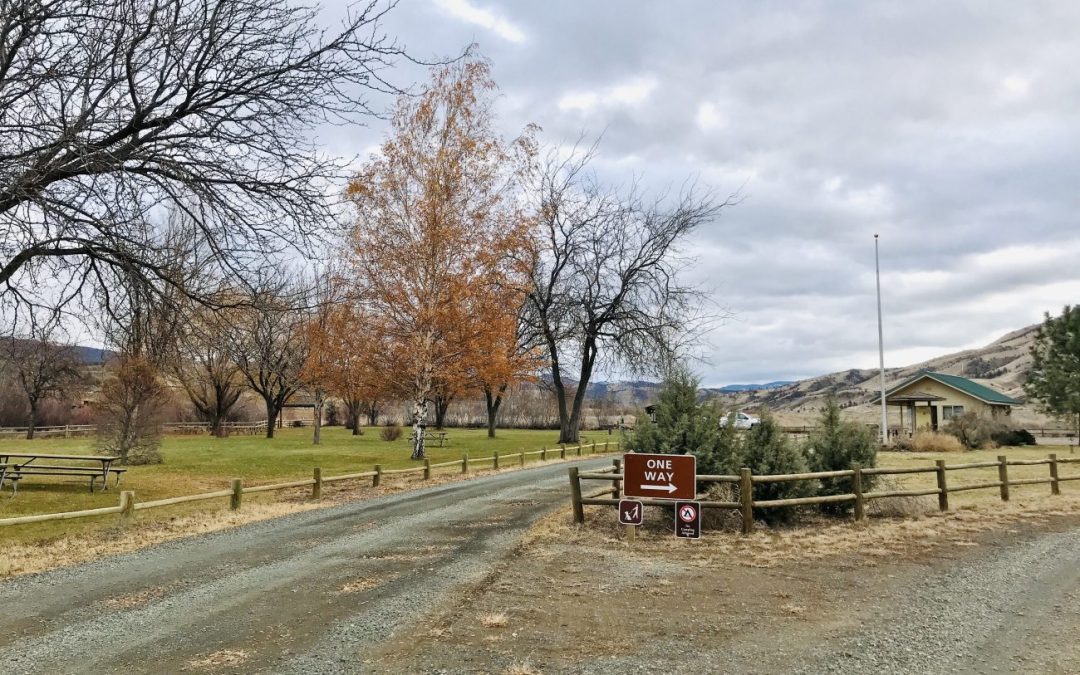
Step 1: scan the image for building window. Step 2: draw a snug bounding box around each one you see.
[942,405,965,420]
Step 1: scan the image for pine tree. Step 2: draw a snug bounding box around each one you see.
[1025,306,1080,437]
[807,396,876,513]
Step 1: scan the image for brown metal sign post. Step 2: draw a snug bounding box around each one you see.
[622,453,697,501]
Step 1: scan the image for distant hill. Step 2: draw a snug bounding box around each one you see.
[713,381,794,393]
[712,323,1044,425]
[72,346,113,365]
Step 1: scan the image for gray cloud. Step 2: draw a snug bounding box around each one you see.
[335,0,1080,385]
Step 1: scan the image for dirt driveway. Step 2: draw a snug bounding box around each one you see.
[373,505,1080,675]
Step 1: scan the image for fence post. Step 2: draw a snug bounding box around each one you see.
[560,445,566,460]
[569,466,584,524]
[591,442,597,455]
[119,490,135,528]
[576,444,582,457]
[998,455,1010,502]
[541,446,547,461]
[613,458,622,499]
[494,451,500,470]
[312,467,322,500]
[462,454,469,475]
[852,464,864,521]
[373,464,382,487]
[605,440,610,453]
[230,478,242,510]
[739,468,753,535]
[936,460,949,511]
[1050,453,1061,495]
[64,424,70,439]
[424,458,431,481]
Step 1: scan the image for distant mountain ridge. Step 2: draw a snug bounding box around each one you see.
[713,381,794,393]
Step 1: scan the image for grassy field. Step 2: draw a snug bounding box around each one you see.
[0,426,616,550]
[875,444,1080,509]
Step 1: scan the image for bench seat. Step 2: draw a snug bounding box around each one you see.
[3,466,127,495]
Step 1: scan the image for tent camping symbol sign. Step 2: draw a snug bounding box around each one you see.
[622,453,696,501]
[675,500,701,539]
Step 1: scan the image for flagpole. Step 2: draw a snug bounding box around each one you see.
[875,234,888,445]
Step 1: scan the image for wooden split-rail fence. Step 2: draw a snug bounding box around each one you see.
[0,440,619,529]
[569,452,1080,535]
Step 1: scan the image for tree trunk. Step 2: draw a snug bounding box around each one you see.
[25,401,37,440]
[558,344,597,444]
[312,389,324,445]
[434,396,451,430]
[265,399,278,439]
[484,386,505,439]
[366,401,379,427]
[411,399,428,460]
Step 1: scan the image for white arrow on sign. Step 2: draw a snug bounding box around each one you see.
[641,482,677,494]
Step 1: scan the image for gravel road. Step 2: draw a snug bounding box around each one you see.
[791,525,1080,675]
[0,457,610,674]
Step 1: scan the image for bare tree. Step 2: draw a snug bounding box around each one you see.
[0,0,411,316]
[228,279,310,439]
[96,355,170,464]
[525,146,729,444]
[171,302,245,437]
[1,318,83,438]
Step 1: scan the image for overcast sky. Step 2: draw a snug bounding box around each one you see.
[326,0,1080,386]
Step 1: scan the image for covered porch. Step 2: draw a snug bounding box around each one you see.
[885,391,946,438]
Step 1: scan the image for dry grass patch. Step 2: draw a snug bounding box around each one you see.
[480,611,509,628]
[103,585,170,609]
[528,493,1080,569]
[0,500,325,579]
[188,649,249,669]
[503,662,542,675]
[912,431,964,453]
[338,575,392,594]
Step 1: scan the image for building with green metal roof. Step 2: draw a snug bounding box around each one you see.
[872,371,1021,435]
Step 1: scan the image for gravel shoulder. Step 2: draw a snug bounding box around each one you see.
[0,457,611,674]
[372,503,1080,674]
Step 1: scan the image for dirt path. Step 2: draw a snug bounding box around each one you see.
[0,457,611,674]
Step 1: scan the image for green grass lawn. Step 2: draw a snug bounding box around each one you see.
[0,426,618,547]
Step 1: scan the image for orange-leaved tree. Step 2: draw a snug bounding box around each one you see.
[305,303,395,436]
[347,54,536,459]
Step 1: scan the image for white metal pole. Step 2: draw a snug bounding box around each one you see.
[875,234,888,445]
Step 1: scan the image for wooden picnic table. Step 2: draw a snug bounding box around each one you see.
[408,431,450,447]
[0,452,122,496]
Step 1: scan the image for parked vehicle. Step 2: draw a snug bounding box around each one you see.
[720,411,760,430]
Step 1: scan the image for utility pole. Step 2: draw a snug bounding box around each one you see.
[875,234,888,445]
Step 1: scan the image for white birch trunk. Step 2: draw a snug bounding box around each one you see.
[411,398,428,460]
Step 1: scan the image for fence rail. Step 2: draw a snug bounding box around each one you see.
[0,420,269,439]
[570,451,1080,535]
[0,440,620,529]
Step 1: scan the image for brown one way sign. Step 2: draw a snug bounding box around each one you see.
[622,453,696,501]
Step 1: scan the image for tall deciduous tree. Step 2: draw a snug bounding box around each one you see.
[348,55,535,459]
[525,146,728,444]
[171,302,245,437]
[228,280,310,439]
[1026,306,1080,435]
[1,318,83,439]
[0,0,410,316]
[306,303,394,436]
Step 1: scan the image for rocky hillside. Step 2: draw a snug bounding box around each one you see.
[710,323,1045,425]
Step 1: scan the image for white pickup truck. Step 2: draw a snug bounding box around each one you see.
[720,411,761,430]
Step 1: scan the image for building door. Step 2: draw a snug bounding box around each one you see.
[930,405,939,431]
